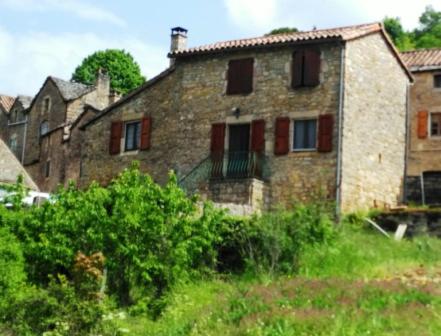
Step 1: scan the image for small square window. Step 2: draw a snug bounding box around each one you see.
[431,112,441,136]
[434,75,441,88]
[293,119,317,150]
[226,58,254,95]
[124,121,141,151]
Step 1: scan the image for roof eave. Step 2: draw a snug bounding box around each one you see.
[409,65,441,72]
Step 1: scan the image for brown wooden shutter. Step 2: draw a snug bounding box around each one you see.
[317,114,333,152]
[292,50,304,88]
[251,119,265,152]
[227,58,254,94]
[417,110,428,139]
[109,121,122,155]
[140,117,151,150]
[274,117,290,155]
[211,123,226,153]
[304,49,321,87]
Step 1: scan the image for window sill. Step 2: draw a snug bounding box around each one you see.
[291,148,317,152]
[121,150,140,156]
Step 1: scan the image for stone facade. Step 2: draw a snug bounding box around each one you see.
[5,96,32,162]
[340,33,409,212]
[80,25,410,213]
[24,74,112,192]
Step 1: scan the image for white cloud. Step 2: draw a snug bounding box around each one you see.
[0,26,169,96]
[224,0,440,33]
[0,0,126,27]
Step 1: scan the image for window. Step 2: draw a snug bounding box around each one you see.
[292,48,321,88]
[226,58,254,95]
[293,119,317,150]
[9,135,17,152]
[431,112,441,136]
[45,160,51,178]
[434,74,441,88]
[40,120,49,137]
[124,121,141,151]
[42,97,51,114]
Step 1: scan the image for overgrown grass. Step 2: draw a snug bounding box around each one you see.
[113,221,441,335]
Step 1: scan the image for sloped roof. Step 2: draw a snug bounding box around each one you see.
[0,95,15,113]
[16,95,33,109]
[50,76,93,101]
[401,48,441,72]
[170,22,383,57]
[0,139,38,190]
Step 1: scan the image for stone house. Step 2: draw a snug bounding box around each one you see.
[80,23,412,213]
[0,94,16,141]
[401,48,441,204]
[23,72,115,191]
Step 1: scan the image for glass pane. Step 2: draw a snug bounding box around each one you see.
[306,120,317,148]
[126,124,135,150]
[294,121,305,149]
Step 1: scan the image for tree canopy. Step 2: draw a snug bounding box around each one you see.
[383,6,441,51]
[266,27,299,35]
[71,49,145,95]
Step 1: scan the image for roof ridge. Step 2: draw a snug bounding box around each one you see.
[401,47,441,54]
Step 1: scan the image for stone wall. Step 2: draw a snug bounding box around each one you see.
[340,33,409,212]
[407,71,441,176]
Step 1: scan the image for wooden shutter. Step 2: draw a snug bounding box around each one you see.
[417,110,428,139]
[317,114,333,152]
[304,49,321,87]
[140,117,151,150]
[274,117,290,155]
[292,50,304,88]
[227,58,254,94]
[251,119,265,152]
[109,121,122,155]
[211,123,226,153]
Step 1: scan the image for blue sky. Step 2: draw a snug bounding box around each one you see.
[0,0,439,96]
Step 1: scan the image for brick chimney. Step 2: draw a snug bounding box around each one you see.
[170,27,187,65]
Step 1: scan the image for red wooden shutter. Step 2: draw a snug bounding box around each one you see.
[292,50,304,88]
[304,49,321,86]
[417,110,428,139]
[140,117,151,150]
[274,117,290,155]
[251,119,265,152]
[317,114,333,152]
[211,123,226,153]
[227,58,254,94]
[109,121,122,155]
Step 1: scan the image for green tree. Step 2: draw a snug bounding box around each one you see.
[414,6,441,48]
[383,17,415,51]
[71,49,145,95]
[266,27,299,35]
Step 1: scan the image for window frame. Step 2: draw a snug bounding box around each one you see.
[430,112,441,138]
[42,96,51,114]
[124,120,142,152]
[291,118,318,152]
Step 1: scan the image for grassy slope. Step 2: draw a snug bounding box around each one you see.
[114,227,441,335]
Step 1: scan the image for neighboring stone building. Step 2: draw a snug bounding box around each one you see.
[6,95,33,161]
[80,23,411,213]
[23,72,113,191]
[401,48,441,204]
[0,94,15,141]
[0,138,38,190]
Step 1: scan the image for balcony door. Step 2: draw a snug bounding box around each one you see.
[227,124,250,178]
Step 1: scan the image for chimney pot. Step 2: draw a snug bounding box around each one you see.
[170,26,188,54]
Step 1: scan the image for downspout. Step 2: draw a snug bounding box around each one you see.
[335,42,346,219]
[402,83,411,204]
[21,115,28,164]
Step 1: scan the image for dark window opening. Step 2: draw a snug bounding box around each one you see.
[434,74,441,88]
[40,121,49,137]
[124,121,141,151]
[293,119,317,150]
[431,112,441,136]
[45,160,51,178]
[227,58,254,95]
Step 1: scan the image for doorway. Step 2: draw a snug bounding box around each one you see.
[227,124,250,178]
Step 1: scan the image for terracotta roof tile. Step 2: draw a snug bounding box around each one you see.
[170,22,382,57]
[401,48,441,71]
[0,95,15,113]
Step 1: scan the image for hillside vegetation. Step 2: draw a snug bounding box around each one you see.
[1,165,441,335]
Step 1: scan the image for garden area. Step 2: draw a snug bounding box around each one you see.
[1,163,441,335]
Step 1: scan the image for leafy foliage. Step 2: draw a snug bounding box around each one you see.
[266,27,299,35]
[71,49,145,95]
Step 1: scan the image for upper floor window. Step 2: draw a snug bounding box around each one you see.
[124,120,141,151]
[42,97,51,114]
[40,120,49,137]
[9,134,17,152]
[292,48,321,88]
[434,74,441,88]
[431,112,441,136]
[226,58,254,95]
[293,119,317,151]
